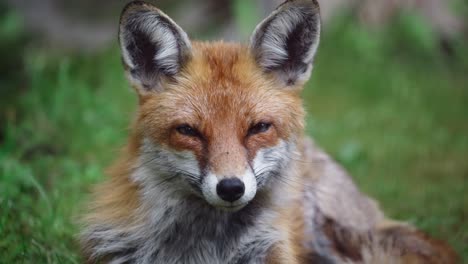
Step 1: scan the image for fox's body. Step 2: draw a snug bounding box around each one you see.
[80,1,457,263]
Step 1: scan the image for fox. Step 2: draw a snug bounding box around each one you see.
[80,0,459,263]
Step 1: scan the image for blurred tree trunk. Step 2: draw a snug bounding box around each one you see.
[5,0,465,51]
[358,0,464,38]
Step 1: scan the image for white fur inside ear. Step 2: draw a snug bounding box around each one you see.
[120,36,136,69]
[120,8,191,77]
[250,2,321,86]
[254,9,301,69]
[153,27,179,74]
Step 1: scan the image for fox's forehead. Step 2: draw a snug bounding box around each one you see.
[177,41,272,97]
[139,41,304,139]
[162,43,292,117]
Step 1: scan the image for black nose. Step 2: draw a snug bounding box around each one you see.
[216,178,245,202]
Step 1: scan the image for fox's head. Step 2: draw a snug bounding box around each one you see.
[119,0,320,211]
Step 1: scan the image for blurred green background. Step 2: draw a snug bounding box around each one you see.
[0,0,467,262]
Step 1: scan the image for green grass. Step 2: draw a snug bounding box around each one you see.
[1,8,467,263]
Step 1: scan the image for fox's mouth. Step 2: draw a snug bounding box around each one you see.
[218,202,249,212]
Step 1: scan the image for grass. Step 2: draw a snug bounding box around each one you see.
[1,7,467,263]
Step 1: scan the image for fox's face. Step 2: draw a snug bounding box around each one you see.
[119,0,320,210]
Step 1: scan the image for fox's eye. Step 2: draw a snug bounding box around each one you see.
[248,122,272,135]
[176,125,198,137]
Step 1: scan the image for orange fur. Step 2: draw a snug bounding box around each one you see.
[82,40,458,263]
[82,2,458,261]
[84,135,141,227]
[136,42,304,175]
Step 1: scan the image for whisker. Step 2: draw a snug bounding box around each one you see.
[152,174,180,189]
[255,166,321,192]
[134,157,200,178]
[253,165,279,176]
[281,154,329,165]
[268,173,305,191]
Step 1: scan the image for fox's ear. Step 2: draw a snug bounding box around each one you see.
[119,1,191,93]
[250,0,320,87]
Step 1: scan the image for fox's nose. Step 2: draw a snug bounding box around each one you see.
[216,178,245,202]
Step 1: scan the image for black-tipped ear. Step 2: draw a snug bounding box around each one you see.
[119,1,191,92]
[250,0,321,87]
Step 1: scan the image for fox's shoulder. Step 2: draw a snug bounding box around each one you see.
[297,136,384,229]
[277,136,458,263]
